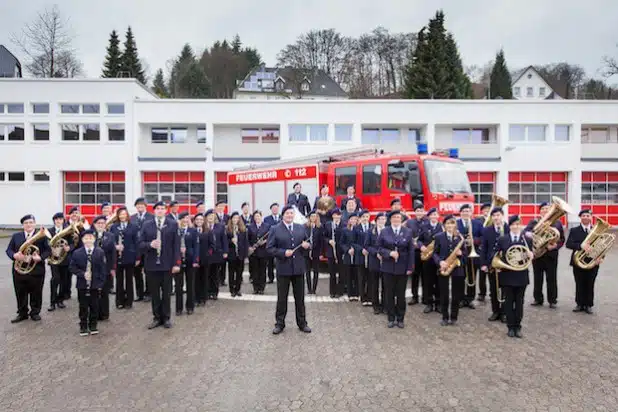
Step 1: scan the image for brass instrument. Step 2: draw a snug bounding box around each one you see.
[292,206,308,225]
[179,227,186,265]
[48,225,76,265]
[155,219,163,265]
[105,214,119,230]
[491,235,532,302]
[248,232,269,256]
[440,233,465,276]
[71,221,86,247]
[85,253,92,296]
[317,196,335,215]
[420,224,443,261]
[531,196,573,259]
[331,222,339,264]
[483,194,509,227]
[14,227,52,275]
[465,218,479,290]
[574,218,615,269]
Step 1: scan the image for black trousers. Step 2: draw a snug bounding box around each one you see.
[358,264,372,302]
[275,274,307,329]
[411,252,422,301]
[503,285,526,330]
[304,255,319,294]
[61,265,72,299]
[267,257,275,282]
[50,265,68,304]
[208,263,220,297]
[195,265,208,303]
[345,265,359,298]
[175,266,195,312]
[422,260,440,305]
[489,270,503,314]
[219,260,228,285]
[463,262,478,302]
[116,264,135,308]
[250,256,268,293]
[573,266,599,308]
[134,262,150,299]
[438,275,465,321]
[478,269,488,297]
[370,270,385,308]
[78,289,99,329]
[147,270,172,322]
[327,257,343,296]
[98,274,112,320]
[13,273,44,317]
[383,273,407,322]
[532,256,558,304]
[228,259,243,293]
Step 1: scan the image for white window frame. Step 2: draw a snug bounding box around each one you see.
[32,123,50,142]
[5,103,24,114]
[539,87,546,97]
[581,126,616,144]
[526,87,534,97]
[107,123,125,142]
[508,124,547,143]
[5,171,26,183]
[451,128,494,144]
[197,127,207,144]
[289,124,328,144]
[31,103,50,115]
[82,104,101,115]
[513,87,521,97]
[0,124,25,143]
[60,104,81,114]
[554,125,570,143]
[361,128,401,145]
[60,123,102,142]
[334,124,353,143]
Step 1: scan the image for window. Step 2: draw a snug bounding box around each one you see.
[33,124,50,141]
[107,103,125,114]
[387,161,417,192]
[290,125,328,142]
[197,128,207,144]
[509,125,547,142]
[289,125,306,142]
[64,172,126,221]
[108,124,125,141]
[241,128,259,144]
[467,172,496,205]
[32,172,50,182]
[61,104,80,114]
[170,128,187,144]
[582,172,618,224]
[361,128,401,144]
[408,128,423,144]
[0,105,3,114]
[334,125,352,142]
[513,87,520,97]
[362,164,382,194]
[216,171,228,204]
[0,172,3,180]
[424,160,471,194]
[32,103,49,114]
[309,125,328,142]
[361,128,380,144]
[143,171,205,206]
[83,124,100,141]
[6,125,25,141]
[241,127,279,144]
[275,81,284,91]
[151,128,169,143]
[581,127,614,144]
[82,104,100,114]
[555,125,570,142]
[526,87,533,97]
[539,87,546,97]
[8,172,25,181]
[381,129,399,143]
[452,128,493,144]
[62,124,80,141]
[301,82,310,92]
[334,166,357,195]
[262,128,279,143]
[508,172,567,205]
[7,104,24,114]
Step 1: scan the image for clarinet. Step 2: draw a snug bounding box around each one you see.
[179,227,186,267]
[155,220,162,265]
[85,255,92,297]
[309,225,314,261]
[118,228,124,261]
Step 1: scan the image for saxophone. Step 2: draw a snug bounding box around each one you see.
[85,255,92,297]
[440,233,465,276]
[155,220,162,265]
[180,227,186,266]
[420,224,443,261]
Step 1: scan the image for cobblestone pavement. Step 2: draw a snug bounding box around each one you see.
[1,238,617,412]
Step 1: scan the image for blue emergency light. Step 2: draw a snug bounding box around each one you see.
[449,148,459,158]
[417,143,428,155]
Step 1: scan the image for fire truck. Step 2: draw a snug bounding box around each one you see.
[227,145,475,216]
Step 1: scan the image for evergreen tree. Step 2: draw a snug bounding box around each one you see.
[444,33,470,98]
[489,49,513,99]
[232,34,242,54]
[152,69,169,97]
[101,30,122,78]
[244,48,262,69]
[169,43,210,98]
[120,26,145,83]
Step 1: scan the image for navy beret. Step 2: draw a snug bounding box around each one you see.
[252,210,262,218]
[204,209,215,217]
[216,200,226,206]
[81,229,95,238]
[490,207,503,215]
[330,208,342,217]
[390,198,402,206]
[539,202,549,210]
[459,204,472,212]
[293,182,301,189]
[388,210,402,219]
[116,206,128,213]
[52,212,65,221]
[178,211,190,220]
[281,205,294,215]
[230,211,239,218]
[193,213,204,220]
[101,202,111,208]
[134,197,146,206]
[169,200,178,207]
[443,214,456,223]
[375,212,387,220]
[68,206,79,214]
[348,212,360,218]
[92,215,106,224]
[321,184,328,189]
[153,201,165,209]
[508,215,521,226]
[195,200,204,207]
[270,202,279,209]
[20,214,35,224]
[426,207,438,217]
[579,209,591,217]
[413,201,424,211]
[480,202,491,210]
[359,209,370,216]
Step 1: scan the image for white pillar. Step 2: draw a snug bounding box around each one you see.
[568,122,583,226]
[204,122,216,209]
[352,123,362,147]
[425,123,436,153]
[279,122,289,159]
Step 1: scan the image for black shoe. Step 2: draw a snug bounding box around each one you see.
[80,328,89,337]
[187,310,194,315]
[147,320,162,329]
[125,305,132,309]
[531,301,543,307]
[221,283,227,286]
[11,315,28,324]
[163,320,172,328]
[212,295,218,301]
[330,295,335,298]
[144,296,152,302]
[396,321,404,329]
[585,307,594,314]
[408,298,419,306]
[268,280,274,284]
[434,305,442,314]
[500,314,507,323]
[236,292,242,297]
[440,319,449,326]
[476,295,485,302]
[507,329,516,338]
[423,305,433,314]
[387,321,395,328]
[515,329,523,338]
[231,292,236,297]
[57,302,66,309]
[47,304,56,312]
[110,290,116,295]
[573,305,584,312]
[176,311,182,316]
[99,317,109,322]
[373,309,381,315]
[90,328,99,335]
[488,313,500,321]
[299,325,311,333]
[135,297,144,302]
[31,314,41,321]
[117,305,124,309]
[272,325,284,335]
[549,303,557,309]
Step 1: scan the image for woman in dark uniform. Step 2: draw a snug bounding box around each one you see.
[248,211,270,295]
[193,213,208,306]
[304,210,323,295]
[226,212,248,297]
[201,209,228,300]
[367,212,387,314]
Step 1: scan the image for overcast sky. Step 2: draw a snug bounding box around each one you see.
[2,0,617,82]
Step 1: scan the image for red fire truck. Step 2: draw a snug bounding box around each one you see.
[227,146,475,215]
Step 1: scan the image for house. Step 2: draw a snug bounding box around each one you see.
[511,66,561,100]
[233,65,348,100]
[0,45,22,78]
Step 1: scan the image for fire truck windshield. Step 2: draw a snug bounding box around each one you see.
[424,159,472,194]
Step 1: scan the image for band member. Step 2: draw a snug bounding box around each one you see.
[340,185,362,211]
[434,215,467,326]
[248,211,269,294]
[140,201,181,329]
[6,214,50,323]
[419,208,443,314]
[496,215,533,338]
[167,200,180,222]
[480,207,509,322]
[201,209,228,300]
[110,207,139,309]
[66,206,85,298]
[193,213,208,305]
[264,202,281,283]
[287,182,311,216]
[48,212,71,311]
[341,212,360,301]
[101,202,113,220]
[378,210,414,329]
[367,213,387,314]
[215,200,229,224]
[314,184,336,225]
[527,202,564,308]
[405,202,425,305]
[196,200,206,216]
[92,216,116,321]
[476,202,491,302]
[69,229,107,336]
[566,209,601,314]
[267,205,312,335]
[386,198,409,225]
[240,202,253,226]
[176,212,198,315]
[341,198,358,226]
[304,210,323,294]
[130,197,153,302]
[458,204,482,309]
[226,212,248,297]
[324,209,344,298]
[355,210,372,305]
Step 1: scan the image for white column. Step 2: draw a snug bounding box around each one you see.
[568,122,583,226]
[129,120,142,213]
[425,123,436,153]
[204,122,215,209]
[279,122,289,159]
[352,123,362,147]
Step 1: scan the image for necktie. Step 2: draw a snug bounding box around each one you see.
[121,223,126,230]
[448,235,452,242]
[363,224,367,232]
[394,228,399,236]
[157,218,162,229]
[514,236,519,243]
[275,216,278,222]
[288,225,292,233]
[464,221,468,229]
[87,249,92,259]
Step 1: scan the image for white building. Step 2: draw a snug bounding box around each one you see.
[512,66,561,100]
[1,78,617,227]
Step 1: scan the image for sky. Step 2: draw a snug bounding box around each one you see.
[1,0,617,82]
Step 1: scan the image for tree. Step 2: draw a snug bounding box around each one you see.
[576,78,617,100]
[602,44,618,77]
[169,44,210,98]
[101,30,122,78]
[120,26,146,83]
[536,63,585,99]
[152,69,169,97]
[489,49,513,99]
[10,5,83,77]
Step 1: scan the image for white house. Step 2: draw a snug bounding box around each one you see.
[511,66,561,100]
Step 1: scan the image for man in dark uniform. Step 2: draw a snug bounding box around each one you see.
[176,212,198,315]
[130,197,153,302]
[215,200,229,286]
[110,207,139,309]
[457,204,482,309]
[405,201,425,305]
[287,182,311,216]
[48,212,72,311]
[140,201,181,329]
[475,202,491,302]
[267,205,312,335]
[526,202,564,308]
[240,202,253,226]
[419,208,442,313]
[167,200,180,222]
[355,210,372,305]
[324,208,344,298]
[340,185,362,211]
[92,215,116,321]
[6,214,51,322]
[264,202,281,283]
[480,207,509,322]
[386,198,409,226]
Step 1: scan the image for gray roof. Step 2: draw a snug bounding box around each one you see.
[235,65,347,98]
[0,45,22,78]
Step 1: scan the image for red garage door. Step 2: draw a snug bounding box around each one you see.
[142,171,205,214]
[508,172,568,225]
[582,172,618,225]
[467,172,496,214]
[64,171,126,222]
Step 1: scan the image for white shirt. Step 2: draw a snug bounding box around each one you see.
[511,233,520,243]
[24,231,34,238]
[582,224,592,233]
[392,226,401,236]
[86,248,93,255]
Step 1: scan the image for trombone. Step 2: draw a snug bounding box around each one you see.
[464,218,479,295]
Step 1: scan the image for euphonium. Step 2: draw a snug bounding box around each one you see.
[317,196,335,215]
[440,233,465,276]
[483,194,509,227]
[48,225,76,265]
[574,218,615,269]
[531,196,573,259]
[14,227,52,275]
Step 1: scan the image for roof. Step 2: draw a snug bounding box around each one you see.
[0,45,22,78]
[235,65,347,98]
[512,65,564,99]
[0,77,159,98]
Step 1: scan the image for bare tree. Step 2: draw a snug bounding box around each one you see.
[602,44,618,78]
[10,5,83,77]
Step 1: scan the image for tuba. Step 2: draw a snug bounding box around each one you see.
[14,227,52,275]
[531,196,573,258]
[573,218,615,269]
[48,225,77,265]
[483,194,509,227]
[440,233,465,276]
[317,196,335,215]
